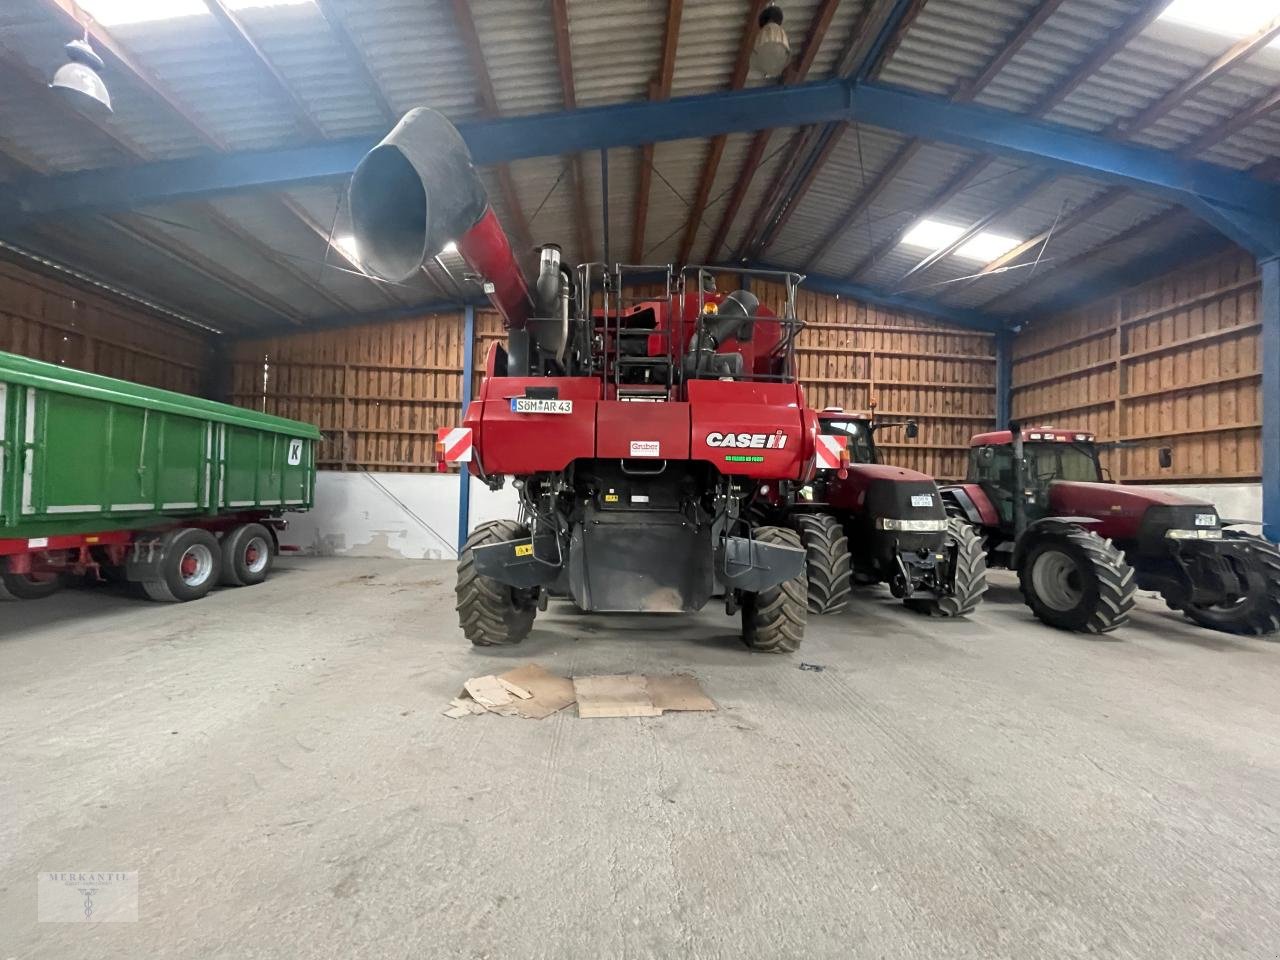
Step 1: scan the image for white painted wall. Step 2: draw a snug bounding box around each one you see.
[280,471,518,559]
[283,474,1265,560]
[1158,483,1263,524]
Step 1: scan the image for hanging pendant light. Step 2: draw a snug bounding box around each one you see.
[50,34,113,116]
[751,4,791,79]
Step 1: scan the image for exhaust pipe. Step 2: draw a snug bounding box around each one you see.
[348,108,532,330]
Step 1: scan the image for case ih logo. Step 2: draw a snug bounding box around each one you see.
[705,430,788,449]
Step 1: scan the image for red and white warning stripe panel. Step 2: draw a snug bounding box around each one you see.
[438,427,473,463]
[815,434,847,470]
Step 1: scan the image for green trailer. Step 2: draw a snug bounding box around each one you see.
[0,350,321,602]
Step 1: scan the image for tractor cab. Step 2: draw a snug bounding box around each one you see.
[966,428,1101,527]
[816,407,919,466]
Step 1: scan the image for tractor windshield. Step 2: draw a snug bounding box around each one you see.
[820,420,876,463]
[1024,442,1102,483]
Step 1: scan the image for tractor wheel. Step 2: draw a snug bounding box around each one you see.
[456,519,538,647]
[1167,533,1280,637]
[1018,528,1135,634]
[741,526,808,653]
[0,567,63,601]
[906,518,988,618]
[789,513,852,614]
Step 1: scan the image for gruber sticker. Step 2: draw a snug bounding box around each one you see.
[630,440,661,458]
[705,430,788,449]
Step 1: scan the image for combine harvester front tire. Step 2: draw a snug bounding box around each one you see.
[457,520,538,647]
[741,526,808,653]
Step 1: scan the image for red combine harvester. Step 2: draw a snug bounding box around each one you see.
[939,425,1280,636]
[755,408,987,617]
[348,109,819,651]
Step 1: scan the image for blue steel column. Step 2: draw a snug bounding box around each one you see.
[458,303,476,556]
[995,327,1013,429]
[1262,257,1279,543]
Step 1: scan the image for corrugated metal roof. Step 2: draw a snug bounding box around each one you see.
[0,0,1274,335]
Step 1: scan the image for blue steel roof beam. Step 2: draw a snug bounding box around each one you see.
[741,0,926,259]
[6,81,1280,237]
[807,0,1068,270]
[850,1,1168,283]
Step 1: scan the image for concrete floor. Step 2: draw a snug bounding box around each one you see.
[3,558,1279,959]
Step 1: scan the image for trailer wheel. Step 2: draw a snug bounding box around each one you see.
[219,523,275,587]
[741,526,807,653]
[1168,533,1280,637]
[0,568,63,601]
[1018,528,1135,634]
[906,518,988,618]
[140,528,223,603]
[788,513,852,614]
[456,519,538,647]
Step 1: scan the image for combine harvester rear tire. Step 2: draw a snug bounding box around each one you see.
[906,518,988,618]
[457,520,539,647]
[1019,527,1135,634]
[741,526,808,653]
[1166,532,1280,637]
[790,513,852,614]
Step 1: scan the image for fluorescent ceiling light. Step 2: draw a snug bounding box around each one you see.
[900,219,966,250]
[899,218,1022,264]
[1157,0,1278,41]
[77,0,207,25]
[955,231,1021,262]
[78,0,311,24]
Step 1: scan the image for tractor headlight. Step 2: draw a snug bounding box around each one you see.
[1165,528,1223,540]
[798,485,815,502]
[876,518,947,532]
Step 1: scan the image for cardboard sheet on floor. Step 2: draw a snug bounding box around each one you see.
[573,673,716,718]
[498,664,576,719]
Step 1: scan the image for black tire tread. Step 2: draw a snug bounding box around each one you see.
[913,518,988,617]
[1170,532,1280,637]
[789,513,853,614]
[1019,527,1136,634]
[741,526,808,653]
[456,519,537,647]
[0,571,63,601]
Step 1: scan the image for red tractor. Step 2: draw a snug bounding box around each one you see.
[755,408,987,617]
[939,425,1280,636]
[348,108,821,651]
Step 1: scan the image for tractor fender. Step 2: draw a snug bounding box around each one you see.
[1012,516,1103,569]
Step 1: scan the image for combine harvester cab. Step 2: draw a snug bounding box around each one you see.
[348,108,820,652]
[940,425,1280,637]
[755,409,987,617]
[0,351,319,603]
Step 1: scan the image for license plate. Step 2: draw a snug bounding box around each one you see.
[911,494,934,508]
[1195,513,1217,527]
[511,398,573,414]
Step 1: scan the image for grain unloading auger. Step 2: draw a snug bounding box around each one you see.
[349,108,820,651]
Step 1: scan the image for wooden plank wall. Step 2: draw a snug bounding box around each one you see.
[233,284,996,479]
[755,280,996,480]
[0,259,212,393]
[1012,249,1260,482]
[232,312,468,471]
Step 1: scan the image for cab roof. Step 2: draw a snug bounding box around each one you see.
[971,427,1096,447]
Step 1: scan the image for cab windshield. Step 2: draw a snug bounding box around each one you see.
[1024,442,1101,483]
[820,419,875,464]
